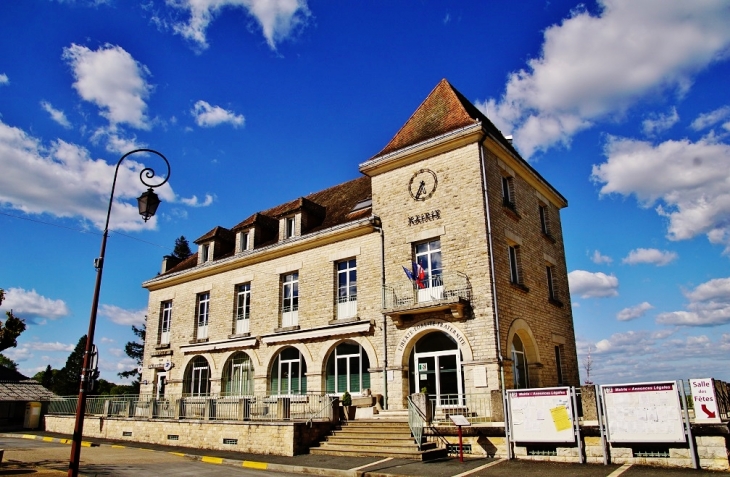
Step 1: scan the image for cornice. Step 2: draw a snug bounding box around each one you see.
[144,217,377,291]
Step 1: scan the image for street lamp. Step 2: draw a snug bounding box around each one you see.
[68,149,170,477]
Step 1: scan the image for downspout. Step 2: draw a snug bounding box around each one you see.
[371,215,388,410]
[477,134,507,397]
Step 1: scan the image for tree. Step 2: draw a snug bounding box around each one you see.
[0,288,27,352]
[583,345,594,385]
[172,236,192,260]
[54,335,87,396]
[33,364,55,389]
[0,353,18,370]
[118,322,146,393]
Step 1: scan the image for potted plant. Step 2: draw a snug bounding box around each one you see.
[341,391,356,421]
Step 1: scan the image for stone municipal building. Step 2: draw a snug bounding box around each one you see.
[141,79,579,412]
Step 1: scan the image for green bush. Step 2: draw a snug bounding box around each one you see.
[341,391,352,406]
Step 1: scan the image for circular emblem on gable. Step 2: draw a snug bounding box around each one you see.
[408,169,438,201]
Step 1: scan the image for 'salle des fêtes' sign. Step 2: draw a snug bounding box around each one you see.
[690,378,721,423]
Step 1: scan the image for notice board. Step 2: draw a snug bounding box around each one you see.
[601,381,685,443]
[507,387,576,443]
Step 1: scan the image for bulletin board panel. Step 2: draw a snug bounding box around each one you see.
[601,381,686,443]
[507,387,576,443]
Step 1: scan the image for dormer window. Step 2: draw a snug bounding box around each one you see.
[240,231,250,251]
[201,244,210,262]
[285,217,295,239]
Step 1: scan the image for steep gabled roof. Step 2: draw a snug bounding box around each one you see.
[193,226,235,245]
[373,79,481,158]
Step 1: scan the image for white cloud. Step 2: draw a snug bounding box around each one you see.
[168,0,311,51]
[28,342,75,352]
[63,43,151,129]
[691,106,730,131]
[3,340,75,364]
[100,337,115,343]
[0,73,8,85]
[90,126,146,155]
[0,288,69,322]
[0,121,178,231]
[40,101,72,129]
[642,107,679,136]
[192,101,244,128]
[617,302,654,321]
[622,248,678,266]
[591,250,613,265]
[568,270,619,298]
[180,193,215,207]
[592,137,730,253]
[578,330,730,383]
[478,0,730,157]
[99,304,146,326]
[657,277,730,326]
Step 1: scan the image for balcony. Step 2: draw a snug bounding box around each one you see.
[382,271,471,324]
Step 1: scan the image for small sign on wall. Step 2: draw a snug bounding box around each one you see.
[690,378,721,423]
[473,366,488,388]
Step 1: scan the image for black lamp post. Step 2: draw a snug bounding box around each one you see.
[68,149,170,477]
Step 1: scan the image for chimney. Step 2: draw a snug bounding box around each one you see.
[161,255,181,274]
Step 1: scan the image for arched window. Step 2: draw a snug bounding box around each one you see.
[325,342,370,395]
[222,352,254,396]
[512,335,529,389]
[183,356,210,396]
[270,347,307,395]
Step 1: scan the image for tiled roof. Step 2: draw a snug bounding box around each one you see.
[160,175,372,276]
[193,226,235,245]
[372,78,516,159]
[0,380,57,401]
[0,368,56,401]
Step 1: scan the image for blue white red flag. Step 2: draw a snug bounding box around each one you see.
[415,262,426,289]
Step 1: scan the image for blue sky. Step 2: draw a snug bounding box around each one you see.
[1,0,730,386]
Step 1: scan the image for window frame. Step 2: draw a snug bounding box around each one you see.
[539,203,551,236]
[336,259,357,319]
[281,272,299,327]
[414,239,443,289]
[501,175,516,210]
[508,244,521,285]
[240,231,250,251]
[555,345,565,385]
[159,300,172,345]
[270,347,307,396]
[234,283,251,334]
[285,217,295,239]
[196,292,210,340]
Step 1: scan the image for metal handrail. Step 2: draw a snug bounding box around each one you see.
[382,270,471,310]
[407,395,425,451]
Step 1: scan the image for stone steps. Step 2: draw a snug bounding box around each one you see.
[310,417,447,460]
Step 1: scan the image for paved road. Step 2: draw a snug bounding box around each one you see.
[1,435,723,477]
[0,437,300,476]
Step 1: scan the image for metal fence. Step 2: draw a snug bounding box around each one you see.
[428,393,494,425]
[48,393,336,422]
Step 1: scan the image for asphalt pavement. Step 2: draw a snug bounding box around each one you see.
[0,431,723,477]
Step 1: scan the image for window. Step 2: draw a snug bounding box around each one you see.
[512,335,529,389]
[415,239,443,302]
[201,244,210,262]
[555,345,565,385]
[196,292,210,340]
[546,265,558,301]
[326,342,370,395]
[184,356,210,396]
[270,347,307,395]
[234,283,251,334]
[240,232,250,251]
[508,244,523,286]
[337,259,357,319]
[502,176,515,209]
[539,204,551,236]
[159,301,172,345]
[222,352,254,396]
[281,272,299,327]
[285,217,295,239]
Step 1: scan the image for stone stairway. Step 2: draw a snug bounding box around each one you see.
[309,418,447,460]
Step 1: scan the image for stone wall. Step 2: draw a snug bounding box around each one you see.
[44,415,332,456]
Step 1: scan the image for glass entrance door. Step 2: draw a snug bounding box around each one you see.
[414,350,463,407]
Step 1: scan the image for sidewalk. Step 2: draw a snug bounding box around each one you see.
[0,430,496,477]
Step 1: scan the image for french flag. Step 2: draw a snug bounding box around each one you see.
[415,262,426,289]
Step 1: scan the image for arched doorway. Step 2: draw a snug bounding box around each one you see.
[325,341,371,395]
[183,355,210,396]
[512,334,529,389]
[270,347,307,395]
[222,352,254,396]
[409,332,463,406]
